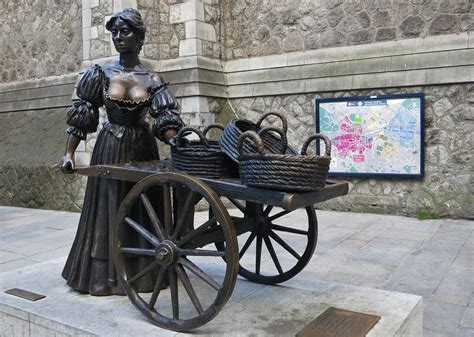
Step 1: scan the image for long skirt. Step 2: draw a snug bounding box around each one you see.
[62,124,161,295]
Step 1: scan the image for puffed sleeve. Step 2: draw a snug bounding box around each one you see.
[149,77,185,143]
[65,65,103,140]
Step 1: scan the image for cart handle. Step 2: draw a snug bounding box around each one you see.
[175,126,210,148]
[301,134,332,157]
[237,131,265,156]
[256,112,288,134]
[258,127,288,154]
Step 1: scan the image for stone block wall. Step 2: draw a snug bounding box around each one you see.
[223,0,473,59]
[0,0,472,219]
[0,0,83,82]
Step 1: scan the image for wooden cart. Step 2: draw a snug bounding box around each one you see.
[76,160,348,332]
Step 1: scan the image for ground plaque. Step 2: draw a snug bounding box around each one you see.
[5,288,45,301]
[296,307,380,337]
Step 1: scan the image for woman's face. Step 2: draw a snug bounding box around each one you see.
[110,18,141,54]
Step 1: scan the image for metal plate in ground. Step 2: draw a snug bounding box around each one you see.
[296,307,380,337]
[5,288,45,301]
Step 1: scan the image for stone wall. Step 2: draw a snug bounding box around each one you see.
[0,108,86,211]
[226,83,474,218]
[138,0,184,60]
[223,0,473,59]
[0,0,83,83]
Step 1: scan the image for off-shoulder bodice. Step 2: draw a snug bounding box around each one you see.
[67,64,183,141]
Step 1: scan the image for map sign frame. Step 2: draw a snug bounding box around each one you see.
[316,93,425,178]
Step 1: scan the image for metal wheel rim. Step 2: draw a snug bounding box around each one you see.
[217,201,317,285]
[113,173,239,332]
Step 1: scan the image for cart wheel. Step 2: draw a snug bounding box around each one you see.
[215,199,317,285]
[113,173,238,332]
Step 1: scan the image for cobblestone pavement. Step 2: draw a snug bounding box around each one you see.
[0,206,472,336]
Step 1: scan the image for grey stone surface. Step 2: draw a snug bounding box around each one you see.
[2,206,474,336]
[0,0,82,83]
[0,258,422,337]
[222,0,472,59]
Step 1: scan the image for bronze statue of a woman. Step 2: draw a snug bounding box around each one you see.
[59,8,183,295]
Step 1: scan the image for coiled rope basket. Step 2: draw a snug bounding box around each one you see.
[238,127,332,192]
[171,125,233,179]
[219,112,297,163]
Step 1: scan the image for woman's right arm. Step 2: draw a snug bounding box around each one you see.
[59,133,81,174]
[59,66,103,174]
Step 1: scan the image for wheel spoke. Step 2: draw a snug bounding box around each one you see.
[271,224,308,235]
[162,184,173,236]
[140,193,165,240]
[179,249,225,257]
[127,260,160,284]
[239,232,256,259]
[169,268,179,320]
[255,234,262,275]
[268,231,301,260]
[124,217,160,247]
[147,267,166,309]
[171,191,195,240]
[227,198,246,213]
[180,257,221,291]
[178,217,217,246]
[120,247,155,256]
[263,236,283,275]
[263,205,274,217]
[268,210,291,222]
[176,265,204,315]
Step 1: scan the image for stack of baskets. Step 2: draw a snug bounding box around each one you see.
[170,112,332,192]
[236,128,332,192]
[219,112,297,162]
[170,125,234,179]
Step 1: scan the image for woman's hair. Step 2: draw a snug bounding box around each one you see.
[105,8,146,49]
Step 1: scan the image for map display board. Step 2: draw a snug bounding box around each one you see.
[316,94,424,178]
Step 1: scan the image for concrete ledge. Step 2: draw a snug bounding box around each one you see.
[0,258,422,336]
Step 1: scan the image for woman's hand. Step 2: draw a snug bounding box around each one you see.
[59,154,75,174]
[164,129,177,145]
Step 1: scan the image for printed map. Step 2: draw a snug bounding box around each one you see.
[318,97,422,176]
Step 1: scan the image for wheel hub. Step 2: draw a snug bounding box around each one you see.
[155,241,177,266]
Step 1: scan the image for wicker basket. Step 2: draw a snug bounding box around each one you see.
[238,128,332,192]
[171,125,232,179]
[219,112,297,163]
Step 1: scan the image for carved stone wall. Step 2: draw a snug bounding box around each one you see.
[223,0,473,59]
[0,0,83,83]
[225,83,474,218]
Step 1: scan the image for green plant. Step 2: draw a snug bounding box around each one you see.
[416,211,440,220]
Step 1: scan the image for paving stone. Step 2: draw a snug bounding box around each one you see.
[0,251,26,264]
[320,259,397,288]
[0,258,38,273]
[461,307,474,329]
[423,300,465,335]
[349,237,421,266]
[453,244,474,270]
[432,268,474,306]
[430,223,473,242]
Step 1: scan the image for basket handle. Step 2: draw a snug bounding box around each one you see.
[175,126,210,148]
[237,131,265,156]
[258,127,288,154]
[301,134,331,156]
[202,123,225,139]
[256,112,288,134]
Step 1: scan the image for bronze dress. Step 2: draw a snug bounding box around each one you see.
[62,64,184,295]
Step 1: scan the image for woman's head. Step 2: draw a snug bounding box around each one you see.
[106,8,146,53]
